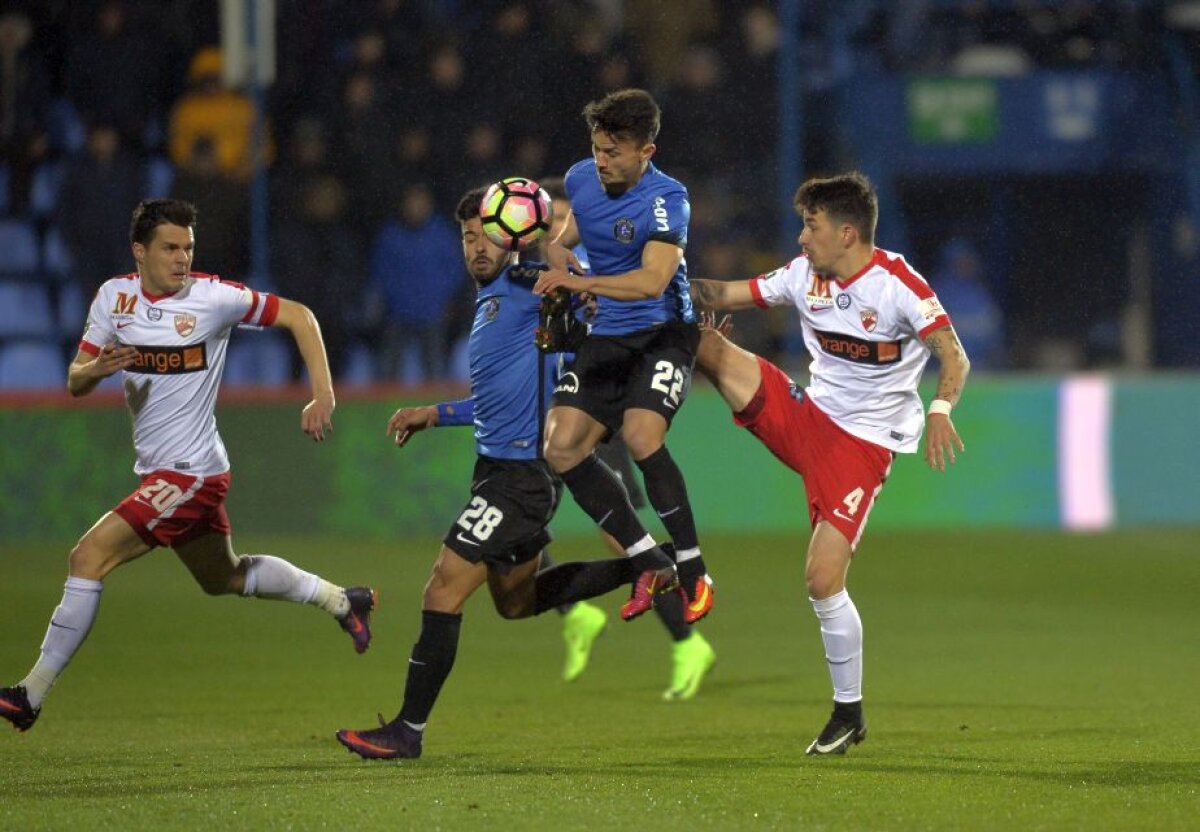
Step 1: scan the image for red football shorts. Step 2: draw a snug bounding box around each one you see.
[114,470,233,549]
[733,357,893,550]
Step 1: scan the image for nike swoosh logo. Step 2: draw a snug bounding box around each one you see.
[810,727,860,753]
[687,580,711,614]
[455,533,480,546]
[809,305,832,313]
[832,508,854,522]
[657,507,681,518]
[116,321,133,329]
[49,622,79,631]
[0,699,22,713]
[408,659,426,666]
[662,399,678,410]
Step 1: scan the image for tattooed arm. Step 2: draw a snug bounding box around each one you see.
[922,325,971,471]
[688,279,758,312]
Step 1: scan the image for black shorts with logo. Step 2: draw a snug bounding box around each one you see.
[443,456,563,569]
[552,321,700,434]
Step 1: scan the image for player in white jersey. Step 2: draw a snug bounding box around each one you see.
[689,172,971,755]
[1,199,377,734]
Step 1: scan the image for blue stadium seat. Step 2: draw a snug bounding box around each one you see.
[145,156,174,198]
[56,279,88,338]
[42,226,73,280]
[341,342,376,385]
[29,161,65,220]
[0,340,65,390]
[223,329,292,387]
[0,220,40,275]
[0,281,56,338]
[47,97,86,155]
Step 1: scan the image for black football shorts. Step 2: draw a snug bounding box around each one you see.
[443,456,562,570]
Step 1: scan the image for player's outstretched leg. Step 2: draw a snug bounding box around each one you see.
[235,554,378,654]
[561,601,608,682]
[806,700,867,755]
[634,447,713,624]
[0,686,40,733]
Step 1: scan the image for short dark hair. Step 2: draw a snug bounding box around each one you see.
[129,199,197,245]
[455,187,488,224]
[582,88,660,146]
[794,172,878,244]
[539,176,566,202]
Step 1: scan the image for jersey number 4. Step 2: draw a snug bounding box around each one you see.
[457,496,504,540]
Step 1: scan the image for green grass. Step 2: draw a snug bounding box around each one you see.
[2,530,1198,830]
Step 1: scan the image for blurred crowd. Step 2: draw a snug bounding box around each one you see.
[0,0,1196,388]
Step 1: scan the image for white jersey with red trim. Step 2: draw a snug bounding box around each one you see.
[750,248,951,453]
[78,272,279,477]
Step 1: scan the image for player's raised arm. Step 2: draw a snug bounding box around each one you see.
[271,297,335,441]
[536,239,681,300]
[922,324,971,472]
[689,278,758,313]
[67,343,138,397]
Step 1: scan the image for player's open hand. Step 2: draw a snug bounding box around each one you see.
[923,413,964,472]
[301,395,334,442]
[387,405,438,448]
[533,267,586,297]
[92,342,139,378]
[698,310,733,337]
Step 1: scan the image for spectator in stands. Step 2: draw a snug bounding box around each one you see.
[65,0,167,156]
[0,10,50,214]
[168,46,269,180]
[55,124,144,295]
[333,71,397,235]
[273,173,362,379]
[931,238,1005,370]
[368,182,464,382]
[169,137,249,282]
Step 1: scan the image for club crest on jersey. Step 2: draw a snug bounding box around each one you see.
[613,218,636,244]
[860,308,878,332]
[836,293,852,310]
[483,297,501,321]
[148,307,162,321]
[174,313,197,337]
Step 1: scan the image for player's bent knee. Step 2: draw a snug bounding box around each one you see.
[543,439,586,473]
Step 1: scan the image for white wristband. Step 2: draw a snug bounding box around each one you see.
[928,399,953,417]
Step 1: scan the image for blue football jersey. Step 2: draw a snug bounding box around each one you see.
[468,263,558,460]
[564,158,696,335]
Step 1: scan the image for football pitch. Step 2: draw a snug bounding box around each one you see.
[1,529,1197,830]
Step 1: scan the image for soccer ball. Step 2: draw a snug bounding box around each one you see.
[479,177,553,251]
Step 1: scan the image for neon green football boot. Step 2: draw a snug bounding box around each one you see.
[561,601,608,682]
[663,631,717,701]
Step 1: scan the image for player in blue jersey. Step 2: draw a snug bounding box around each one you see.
[542,176,716,700]
[533,89,715,631]
[334,188,678,760]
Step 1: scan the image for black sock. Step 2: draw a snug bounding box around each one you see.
[397,610,462,727]
[533,549,669,614]
[539,550,574,615]
[653,588,691,641]
[561,454,649,549]
[636,446,707,586]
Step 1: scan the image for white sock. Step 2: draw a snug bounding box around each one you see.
[810,589,863,703]
[674,546,702,563]
[20,576,103,708]
[624,535,657,557]
[241,555,348,617]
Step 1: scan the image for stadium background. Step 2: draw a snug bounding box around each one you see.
[2,3,1199,830]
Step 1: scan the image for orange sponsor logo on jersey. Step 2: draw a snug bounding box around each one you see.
[112,292,137,315]
[813,328,901,365]
[128,343,209,375]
